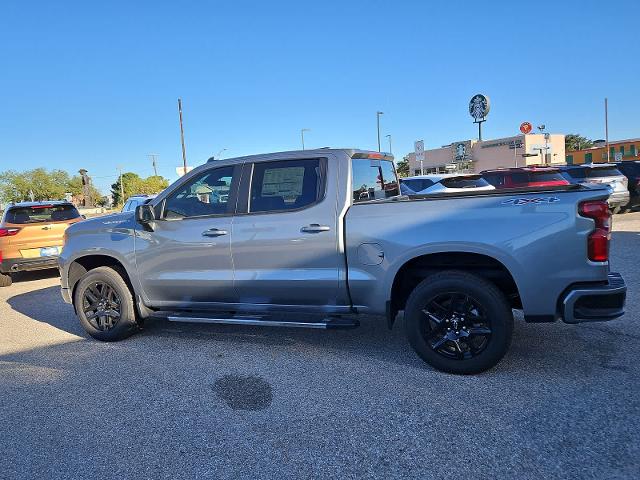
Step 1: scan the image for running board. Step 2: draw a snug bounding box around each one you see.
[166,314,359,330]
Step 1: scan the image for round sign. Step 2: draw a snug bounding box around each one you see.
[469,94,490,121]
[520,122,532,134]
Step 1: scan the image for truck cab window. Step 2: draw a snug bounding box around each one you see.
[249,158,324,213]
[352,159,400,202]
[164,166,235,219]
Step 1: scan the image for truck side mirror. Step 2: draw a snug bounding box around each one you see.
[135,204,156,230]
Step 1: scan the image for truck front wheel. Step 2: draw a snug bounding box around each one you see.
[404,270,513,374]
[73,266,139,341]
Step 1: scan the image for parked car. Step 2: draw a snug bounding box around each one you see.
[400,174,495,195]
[121,194,157,213]
[59,149,626,374]
[0,201,83,286]
[481,166,570,189]
[557,164,629,212]
[615,161,640,211]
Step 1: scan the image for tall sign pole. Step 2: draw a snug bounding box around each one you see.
[469,94,490,141]
[414,140,425,175]
[178,98,187,173]
[605,98,610,163]
[376,111,384,152]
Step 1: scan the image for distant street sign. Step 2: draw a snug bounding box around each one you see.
[414,140,425,162]
[520,122,532,134]
[614,152,623,162]
[176,166,194,177]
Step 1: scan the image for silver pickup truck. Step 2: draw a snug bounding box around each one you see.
[59,149,627,374]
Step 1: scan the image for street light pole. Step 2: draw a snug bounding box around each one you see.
[605,98,610,162]
[376,111,384,152]
[385,134,392,154]
[301,128,310,150]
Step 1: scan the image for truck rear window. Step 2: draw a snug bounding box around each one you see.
[4,205,80,224]
[352,159,400,202]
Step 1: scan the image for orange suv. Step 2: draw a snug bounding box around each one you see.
[0,201,83,287]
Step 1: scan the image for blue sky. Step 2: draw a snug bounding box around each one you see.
[1,0,639,193]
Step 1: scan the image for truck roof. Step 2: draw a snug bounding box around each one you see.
[206,148,393,165]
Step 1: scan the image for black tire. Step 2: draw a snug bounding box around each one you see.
[0,273,12,287]
[73,266,139,341]
[404,270,513,374]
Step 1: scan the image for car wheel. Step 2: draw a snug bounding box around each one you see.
[404,270,513,374]
[73,266,139,341]
[0,273,12,287]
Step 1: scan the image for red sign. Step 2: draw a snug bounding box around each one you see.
[520,122,533,134]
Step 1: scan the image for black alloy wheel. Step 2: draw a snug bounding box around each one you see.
[82,281,122,331]
[420,292,492,360]
[74,266,139,341]
[405,270,513,374]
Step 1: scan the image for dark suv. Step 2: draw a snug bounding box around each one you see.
[615,161,640,211]
[481,167,570,189]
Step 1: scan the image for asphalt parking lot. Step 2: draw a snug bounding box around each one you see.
[1,213,639,480]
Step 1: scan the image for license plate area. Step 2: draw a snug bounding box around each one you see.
[40,246,60,257]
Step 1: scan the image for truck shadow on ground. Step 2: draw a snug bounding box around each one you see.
[8,269,60,284]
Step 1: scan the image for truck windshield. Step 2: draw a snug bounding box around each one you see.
[352,159,400,202]
[5,204,80,224]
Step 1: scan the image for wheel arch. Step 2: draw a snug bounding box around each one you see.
[388,251,521,325]
[68,254,151,319]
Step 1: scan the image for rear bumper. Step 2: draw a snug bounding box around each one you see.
[607,191,630,208]
[560,272,626,324]
[0,256,60,274]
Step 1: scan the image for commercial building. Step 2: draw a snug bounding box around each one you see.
[406,133,565,175]
[565,138,640,164]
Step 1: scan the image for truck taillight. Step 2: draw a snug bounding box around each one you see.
[579,200,610,262]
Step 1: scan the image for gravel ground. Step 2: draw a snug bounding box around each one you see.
[1,212,639,479]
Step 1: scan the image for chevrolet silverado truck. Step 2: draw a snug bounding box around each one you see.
[59,149,627,374]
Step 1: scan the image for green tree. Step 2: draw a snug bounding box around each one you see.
[565,134,594,152]
[0,168,80,202]
[139,175,170,195]
[111,173,169,205]
[396,156,410,177]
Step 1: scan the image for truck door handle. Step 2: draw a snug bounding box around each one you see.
[202,228,228,237]
[300,224,331,233]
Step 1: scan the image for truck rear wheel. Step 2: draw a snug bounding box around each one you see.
[404,270,513,374]
[0,273,12,287]
[73,266,139,341]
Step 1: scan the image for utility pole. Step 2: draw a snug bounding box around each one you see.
[178,98,187,174]
[605,98,610,162]
[376,111,384,152]
[386,134,392,154]
[148,154,159,176]
[301,128,310,150]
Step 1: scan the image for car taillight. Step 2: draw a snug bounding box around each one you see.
[579,200,611,262]
[0,227,21,237]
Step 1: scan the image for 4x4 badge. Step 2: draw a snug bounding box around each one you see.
[502,197,560,206]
